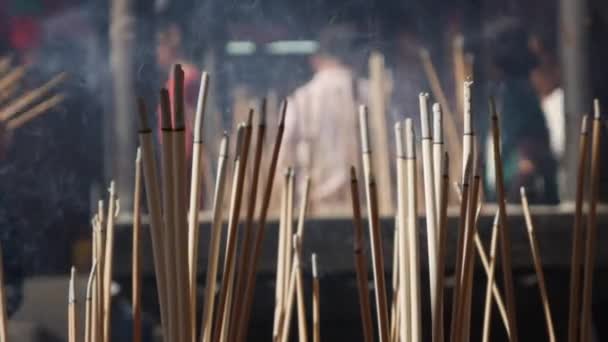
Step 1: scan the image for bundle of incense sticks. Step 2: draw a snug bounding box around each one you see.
[34,61,602,342]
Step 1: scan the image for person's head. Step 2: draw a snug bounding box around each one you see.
[310,25,356,72]
[156,21,184,68]
[484,18,538,79]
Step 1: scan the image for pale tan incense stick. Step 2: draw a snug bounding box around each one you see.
[490,97,519,341]
[520,187,556,342]
[69,267,78,342]
[0,72,66,121]
[295,176,311,238]
[389,222,399,342]
[92,216,103,342]
[433,103,444,218]
[5,93,64,130]
[136,99,168,338]
[231,99,267,341]
[86,261,98,342]
[272,170,290,341]
[282,169,295,314]
[294,238,308,342]
[172,64,191,342]
[419,93,439,337]
[481,215,500,342]
[279,245,299,342]
[103,182,118,342]
[358,105,390,342]
[132,148,142,342]
[0,66,25,94]
[312,254,320,342]
[368,52,393,214]
[213,112,253,342]
[199,134,230,342]
[0,240,8,342]
[235,102,287,342]
[349,167,374,342]
[449,159,471,342]
[159,90,178,342]
[188,72,210,340]
[395,122,410,342]
[568,115,589,342]
[433,153,449,342]
[404,119,422,342]
[580,100,602,342]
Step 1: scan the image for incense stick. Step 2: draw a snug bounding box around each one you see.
[102,182,118,342]
[0,66,26,94]
[85,261,98,342]
[358,105,390,342]
[395,122,410,342]
[389,220,399,342]
[282,169,295,319]
[349,167,374,342]
[0,240,8,342]
[489,97,519,341]
[199,133,230,342]
[520,187,556,342]
[279,239,299,342]
[481,215,499,342]
[433,153,449,342]
[433,103,444,219]
[272,170,290,341]
[312,254,320,342]
[234,101,287,342]
[5,93,65,130]
[132,147,142,342]
[580,100,602,342]
[0,72,66,121]
[188,72,210,341]
[68,266,78,342]
[294,237,309,342]
[567,115,589,342]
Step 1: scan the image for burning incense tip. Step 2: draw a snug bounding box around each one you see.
[358,105,371,153]
[159,89,172,129]
[312,254,318,278]
[136,147,141,163]
[593,99,600,119]
[69,267,76,303]
[394,122,405,158]
[420,93,431,138]
[193,72,209,142]
[219,134,229,157]
[404,119,415,159]
[433,103,443,143]
[581,115,589,134]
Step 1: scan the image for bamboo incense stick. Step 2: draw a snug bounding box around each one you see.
[279,241,299,342]
[294,237,309,342]
[462,80,474,180]
[358,105,390,342]
[0,240,8,342]
[272,170,290,341]
[433,103,444,218]
[102,182,118,342]
[481,215,500,342]
[433,153,449,342]
[132,147,142,342]
[86,261,98,342]
[404,119,421,342]
[312,254,321,342]
[349,167,374,342]
[567,115,589,342]
[389,220,399,342]
[5,93,64,130]
[282,169,295,318]
[136,99,168,339]
[234,101,287,342]
[520,187,556,342]
[92,216,103,342]
[0,72,66,121]
[199,133,230,342]
[213,112,253,342]
[172,64,192,342]
[419,93,439,338]
[489,97,519,341]
[159,89,179,342]
[395,122,410,342]
[580,100,602,342]
[69,267,78,342]
[188,72,210,341]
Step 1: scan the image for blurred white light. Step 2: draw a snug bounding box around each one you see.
[266,40,319,55]
[226,41,256,55]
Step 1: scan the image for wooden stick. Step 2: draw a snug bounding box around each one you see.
[136,99,168,339]
[358,105,390,342]
[0,240,9,342]
[172,64,191,342]
[349,167,374,342]
[69,267,78,342]
[433,153,449,342]
[231,99,267,342]
[5,93,64,130]
[419,93,439,339]
[102,182,118,342]
[0,72,66,121]
[213,112,253,342]
[433,103,444,220]
[461,79,474,180]
[520,187,556,342]
[294,238,309,342]
[567,115,589,342]
[489,97,519,341]
[404,119,421,342]
[85,261,98,342]
[188,72,210,341]
[312,254,320,342]
[389,220,399,342]
[580,100,602,342]
[199,134,230,342]
[234,101,287,342]
[132,147,142,342]
[279,241,299,342]
[481,215,500,342]
[0,66,26,94]
[272,170,290,341]
[92,215,103,342]
[395,122,410,342]
[159,89,179,342]
[282,169,295,317]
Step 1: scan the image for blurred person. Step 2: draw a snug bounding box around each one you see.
[281,25,361,210]
[482,19,558,203]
